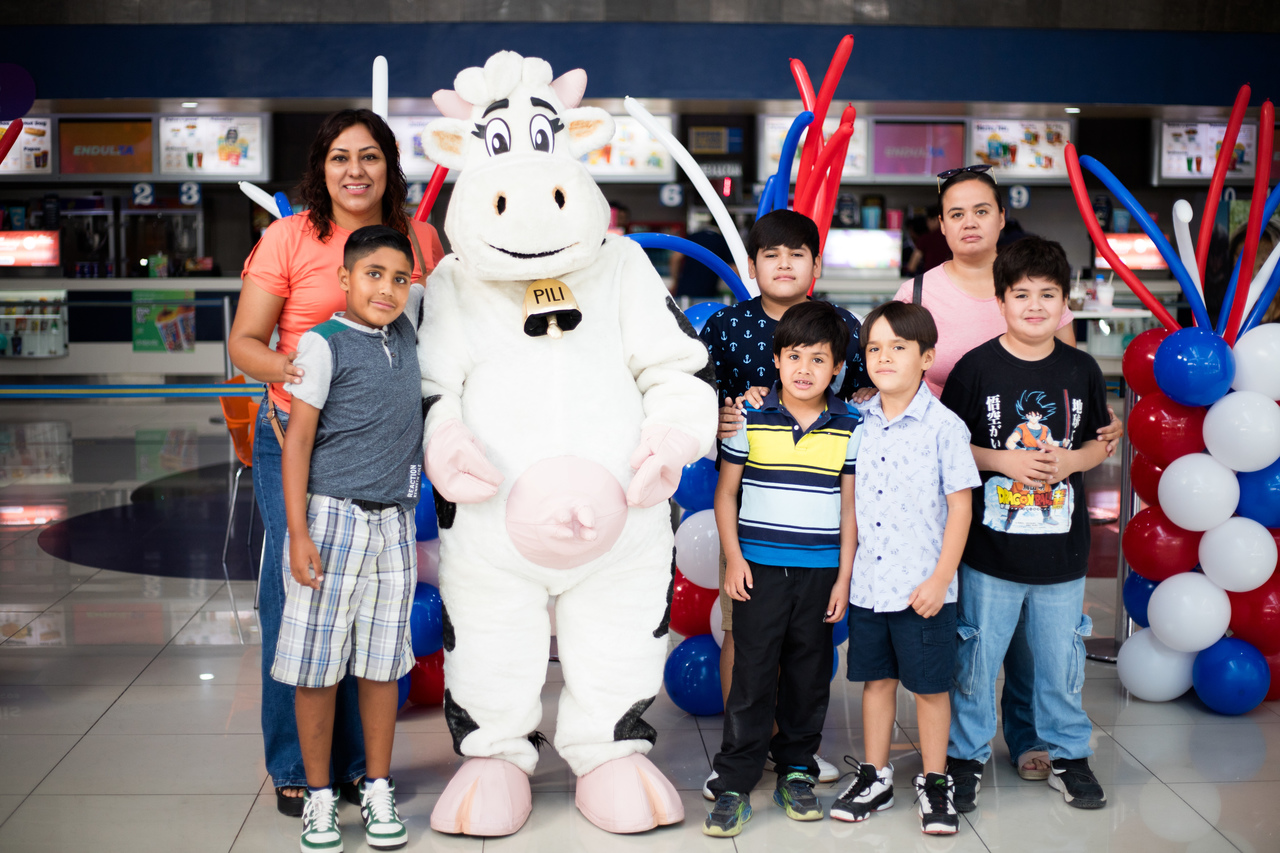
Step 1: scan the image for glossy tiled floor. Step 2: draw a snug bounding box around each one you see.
[1,402,1277,852]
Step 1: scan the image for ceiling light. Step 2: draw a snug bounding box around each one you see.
[199,673,215,680]
[1065,107,1081,114]
[182,102,199,109]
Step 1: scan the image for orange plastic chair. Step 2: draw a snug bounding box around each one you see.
[219,376,258,641]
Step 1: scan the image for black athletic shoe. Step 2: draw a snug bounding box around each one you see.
[703,791,752,837]
[1049,757,1107,809]
[773,770,823,820]
[830,761,894,822]
[915,772,959,835]
[945,756,983,813]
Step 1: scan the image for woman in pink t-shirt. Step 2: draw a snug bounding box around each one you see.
[228,108,444,817]
[891,167,1121,785]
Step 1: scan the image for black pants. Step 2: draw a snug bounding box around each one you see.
[710,563,836,797]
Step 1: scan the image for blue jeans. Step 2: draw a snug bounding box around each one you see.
[948,564,1093,765]
[253,397,365,788]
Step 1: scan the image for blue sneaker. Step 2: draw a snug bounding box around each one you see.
[773,770,822,821]
[703,791,752,837]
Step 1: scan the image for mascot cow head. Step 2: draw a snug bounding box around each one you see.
[424,51,616,282]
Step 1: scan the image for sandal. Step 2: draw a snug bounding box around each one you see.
[275,786,306,817]
[1017,750,1051,781]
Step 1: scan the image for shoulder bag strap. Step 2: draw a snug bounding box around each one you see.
[912,273,924,305]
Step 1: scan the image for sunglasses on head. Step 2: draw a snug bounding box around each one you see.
[936,164,996,192]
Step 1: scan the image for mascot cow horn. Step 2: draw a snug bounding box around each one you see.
[417,50,717,836]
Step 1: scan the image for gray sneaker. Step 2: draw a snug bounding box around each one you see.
[359,777,407,849]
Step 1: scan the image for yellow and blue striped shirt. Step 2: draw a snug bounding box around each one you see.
[721,386,862,568]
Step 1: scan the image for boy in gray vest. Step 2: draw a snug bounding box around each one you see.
[272,225,423,853]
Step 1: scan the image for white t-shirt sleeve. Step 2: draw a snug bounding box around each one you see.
[287,330,334,410]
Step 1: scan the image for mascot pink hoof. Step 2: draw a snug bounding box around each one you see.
[506,456,628,569]
[574,753,684,834]
[430,758,532,837]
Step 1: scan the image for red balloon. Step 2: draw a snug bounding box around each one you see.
[408,650,445,706]
[1130,453,1163,509]
[1265,650,1280,702]
[1128,391,1207,468]
[1228,572,1280,656]
[1121,506,1202,581]
[670,568,718,637]
[1123,328,1173,398]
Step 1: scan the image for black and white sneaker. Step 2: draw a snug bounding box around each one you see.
[914,772,959,835]
[830,761,894,822]
[945,756,983,813]
[1049,757,1107,809]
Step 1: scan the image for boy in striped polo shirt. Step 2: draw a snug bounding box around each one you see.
[704,300,861,838]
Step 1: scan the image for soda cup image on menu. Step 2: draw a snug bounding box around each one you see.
[154,307,194,352]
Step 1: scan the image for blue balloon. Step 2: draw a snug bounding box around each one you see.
[628,232,749,302]
[397,672,412,711]
[273,191,294,218]
[1192,637,1271,716]
[1152,327,1234,407]
[1237,457,1280,528]
[415,473,438,541]
[683,301,727,334]
[663,634,723,716]
[409,583,444,657]
[673,456,718,513]
[1122,571,1159,629]
[831,609,849,647]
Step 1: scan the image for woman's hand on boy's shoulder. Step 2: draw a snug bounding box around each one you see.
[718,398,746,440]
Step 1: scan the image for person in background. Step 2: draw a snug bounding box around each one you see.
[1229,220,1280,324]
[904,204,952,276]
[891,166,1122,786]
[228,108,445,817]
[674,227,736,299]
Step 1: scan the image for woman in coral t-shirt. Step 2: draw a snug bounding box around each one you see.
[229,109,444,816]
[891,167,1121,786]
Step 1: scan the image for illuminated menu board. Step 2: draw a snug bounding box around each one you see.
[873,122,965,177]
[159,116,266,179]
[580,116,676,182]
[1160,121,1257,181]
[758,115,869,184]
[970,120,1071,179]
[0,118,53,175]
[59,120,153,175]
[387,116,438,179]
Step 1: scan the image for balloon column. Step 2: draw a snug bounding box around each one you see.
[1077,84,1277,714]
[654,35,859,714]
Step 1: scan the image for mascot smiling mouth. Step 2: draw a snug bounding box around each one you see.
[487,242,578,259]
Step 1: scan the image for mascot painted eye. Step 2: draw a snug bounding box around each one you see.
[529,114,555,153]
[484,118,512,156]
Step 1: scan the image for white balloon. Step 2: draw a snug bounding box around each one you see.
[1202,390,1280,472]
[1232,324,1280,400]
[1199,516,1278,592]
[674,509,721,589]
[1157,453,1240,531]
[709,596,725,647]
[415,538,441,586]
[1117,628,1196,702]
[1147,573,1232,653]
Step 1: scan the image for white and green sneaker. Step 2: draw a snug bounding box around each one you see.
[360,777,407,849]
[300,787,343,853]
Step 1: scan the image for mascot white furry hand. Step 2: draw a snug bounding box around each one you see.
[417,51,717,837]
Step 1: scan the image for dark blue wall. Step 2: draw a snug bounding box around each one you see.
[11,23,1278,106]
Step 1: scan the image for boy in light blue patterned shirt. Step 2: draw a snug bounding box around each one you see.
[831,301,980,836]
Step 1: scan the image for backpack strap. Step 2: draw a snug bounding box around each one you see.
[912,273,924,305]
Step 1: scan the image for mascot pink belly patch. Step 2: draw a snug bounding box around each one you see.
[417,51,717,836]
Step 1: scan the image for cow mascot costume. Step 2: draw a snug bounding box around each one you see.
[417,51,717,836]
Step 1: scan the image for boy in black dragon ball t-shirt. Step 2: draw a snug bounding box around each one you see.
[939,237,1110,814]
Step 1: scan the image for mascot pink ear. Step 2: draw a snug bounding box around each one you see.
[551,70,588,109]
[433,89,474,120]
